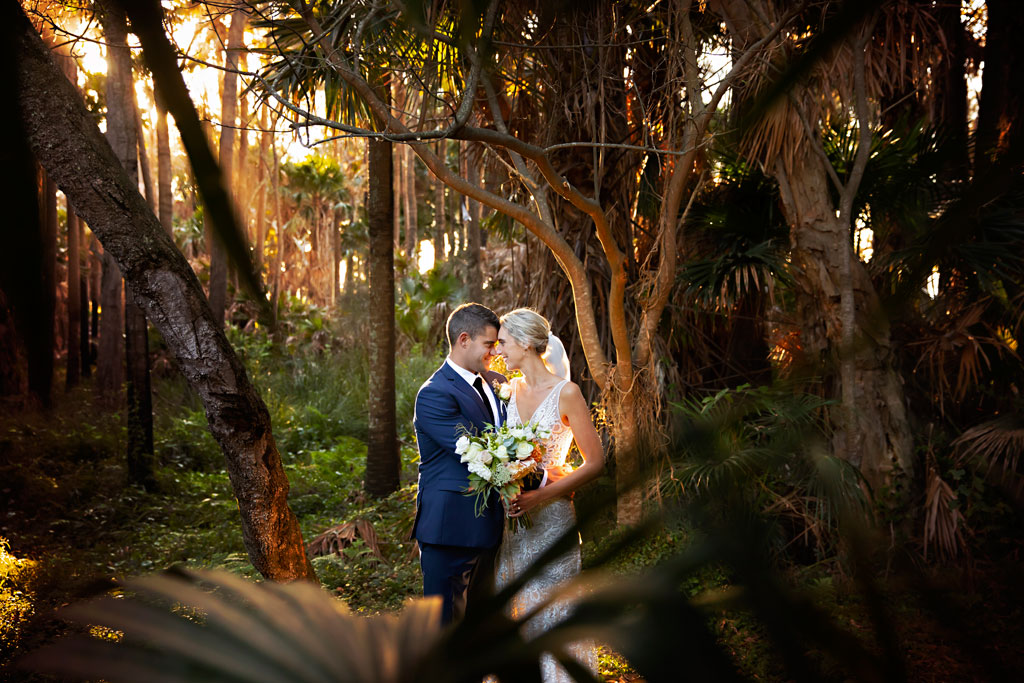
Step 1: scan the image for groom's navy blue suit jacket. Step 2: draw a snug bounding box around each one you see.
[412,362,507,549]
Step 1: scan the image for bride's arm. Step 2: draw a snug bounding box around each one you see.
[510,383,604,514]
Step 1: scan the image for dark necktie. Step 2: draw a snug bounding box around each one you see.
[473,376,495,423]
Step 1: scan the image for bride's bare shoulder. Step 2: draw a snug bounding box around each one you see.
[557,380,585,406]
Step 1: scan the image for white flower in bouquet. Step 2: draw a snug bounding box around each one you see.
[460,441,483,463]
[455,435,470,455]
[515,441,535,460]
[494,444,509,461]
[467,460,491,481]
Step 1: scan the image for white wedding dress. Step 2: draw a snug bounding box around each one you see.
[495,377,598,682]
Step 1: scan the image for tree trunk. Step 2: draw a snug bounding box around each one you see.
[38,171,57,408]
[236,57,250,239]
[775,145,913,490]
[365,129,399,497]
[404,144,418,261]
[933,2,969,180]
[101,0,155,486]
[393,141,403,250]
[254,104,270,272]
[66,207,81,389]
[433,143,445,265]
[97,249,124,403]
[975,0,1024,177]
[156,101,173,235]
[12,3,314,582]
[331,205,341,307]
[80,232,91,378]
[270,135,284,326]
[0,58,41,402]
[463,143,484,299]
[209,7,247,325]
[89,234,101,365]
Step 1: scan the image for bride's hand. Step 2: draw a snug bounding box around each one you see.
[509,489,543,517]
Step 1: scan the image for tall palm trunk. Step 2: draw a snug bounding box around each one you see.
[254,104,270,272]
[404,144,418,260]
[100,0,155,486]
[433,150,446,265]
[156,101,173,235]
[461,141,483,299]
[210,7,248,325]
[39,170,57,408]
[66,207,81,389]
[365,103,399,498]
[59,47,81,390]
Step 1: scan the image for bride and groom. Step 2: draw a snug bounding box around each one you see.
[412,302,602,680]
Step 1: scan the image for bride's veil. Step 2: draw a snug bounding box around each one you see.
[542,333,571,381]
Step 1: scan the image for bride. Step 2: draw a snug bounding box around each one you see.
[494,308,603,681]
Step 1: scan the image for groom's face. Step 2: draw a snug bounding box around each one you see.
[459,326,498,374]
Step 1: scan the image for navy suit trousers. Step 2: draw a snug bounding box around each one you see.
[419,542,498,626]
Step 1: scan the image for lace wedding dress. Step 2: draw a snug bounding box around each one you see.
[495,377,598,682]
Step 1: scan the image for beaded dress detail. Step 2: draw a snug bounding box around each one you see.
[495,377,597,682]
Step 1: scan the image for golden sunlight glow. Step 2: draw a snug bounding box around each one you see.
[926,265,940,299]
[418,239,436,273]
[855,219,873,263]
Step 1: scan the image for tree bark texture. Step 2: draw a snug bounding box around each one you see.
[775,145,913,490]
[11,4,314,582]
[365,135,399,497]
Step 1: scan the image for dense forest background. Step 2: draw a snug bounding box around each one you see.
[1,0,1022,680]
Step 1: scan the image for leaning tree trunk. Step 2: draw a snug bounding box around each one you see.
[776,144,913,490]
[365,121,399,498]
[11,3,314,582]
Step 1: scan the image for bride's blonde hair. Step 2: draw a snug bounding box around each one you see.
[500,308,550,354]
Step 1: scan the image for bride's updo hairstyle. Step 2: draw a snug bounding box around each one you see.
[500,308,550,355]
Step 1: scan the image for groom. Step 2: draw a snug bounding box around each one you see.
[412,303,507,625]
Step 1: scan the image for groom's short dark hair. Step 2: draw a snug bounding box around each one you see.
[447,303,500,347]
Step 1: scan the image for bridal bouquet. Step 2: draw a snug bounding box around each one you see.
[455,423,551,530]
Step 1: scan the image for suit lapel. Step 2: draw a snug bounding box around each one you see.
[441,363,492,425]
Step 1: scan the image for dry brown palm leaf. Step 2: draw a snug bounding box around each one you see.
[952,415,1024,481]
[922,464,966,562]
[306,519,384,561]
[909,300,1016,412]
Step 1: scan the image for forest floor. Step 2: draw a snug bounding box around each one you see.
[1,338,1022,681]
